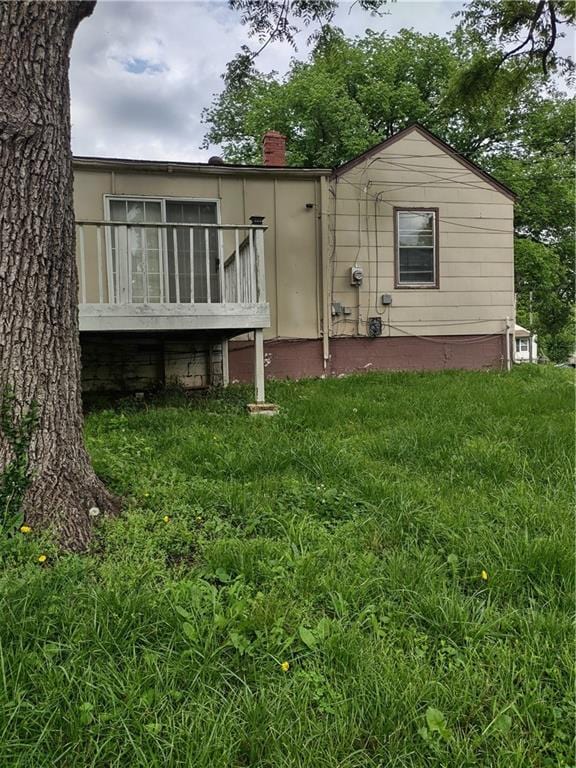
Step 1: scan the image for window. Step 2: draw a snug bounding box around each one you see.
[165,200,219,303]
[516,338,529,353]
[109,199,163,303]
[107,197,220,303]
[395,208,438,288]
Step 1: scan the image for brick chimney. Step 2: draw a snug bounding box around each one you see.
[262,130,286,166]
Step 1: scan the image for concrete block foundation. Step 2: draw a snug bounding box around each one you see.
[81,334,224,393]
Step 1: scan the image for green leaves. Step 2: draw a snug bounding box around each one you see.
[203,29,463,167]
[454,0,575,77]
[418,707,452,743]
[299,618,332,650]
[182,622,197,643]
[78,701,94,726]
[426,707,449,737]
[493,713,512,734]
[298,625,318,649]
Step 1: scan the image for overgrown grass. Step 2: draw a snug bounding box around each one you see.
[0,367,573,767]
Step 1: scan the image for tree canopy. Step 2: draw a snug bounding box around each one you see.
[227,0,575,83]
[203,24,574,359]
[203,28,555,166]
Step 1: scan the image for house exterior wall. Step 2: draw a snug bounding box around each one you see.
[73,166,321,341]
[73,128,515,389]
[329,129,515,340]
[228,334,506,381]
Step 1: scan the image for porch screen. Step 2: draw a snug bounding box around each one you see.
[165,201,219,303]
[108,198,220,304]
[109,199,163,303]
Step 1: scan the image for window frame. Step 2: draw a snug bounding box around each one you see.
[394,207,439,289]
[516,337,529,353]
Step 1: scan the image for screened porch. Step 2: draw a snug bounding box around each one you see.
[75,202,269,333]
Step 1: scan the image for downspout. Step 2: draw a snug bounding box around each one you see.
[320,175,331,372]
[505,316,512,371]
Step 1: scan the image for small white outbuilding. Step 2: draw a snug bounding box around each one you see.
[514,324,538,363]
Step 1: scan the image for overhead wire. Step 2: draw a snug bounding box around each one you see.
[329,156,514,344]
[335,175,515,234]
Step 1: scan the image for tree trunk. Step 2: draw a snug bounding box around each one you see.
[0,0,119,550]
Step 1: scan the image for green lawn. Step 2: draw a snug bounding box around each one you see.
[0,367,574,767]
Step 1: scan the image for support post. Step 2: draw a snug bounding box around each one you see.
[254,328,265,404]
[222,338,229,387]
[249,216,266,304]
[246,328,278,415]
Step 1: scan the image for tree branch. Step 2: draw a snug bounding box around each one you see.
[541,1,558,75]
[499,0,546,65]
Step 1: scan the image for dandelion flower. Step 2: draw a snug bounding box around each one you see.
[481,569,489,581]
[163,515,170,523]
[196,515,203,523]
[19,525,32,534]
[38,554,47,563]
[144,492,150,498]
[280,661,290,672]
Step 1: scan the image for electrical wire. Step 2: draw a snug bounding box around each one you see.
[328,148,515,343]
[336,175,515,234]
[330,168,514,339]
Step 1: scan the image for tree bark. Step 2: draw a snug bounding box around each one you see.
[0,0,119,550]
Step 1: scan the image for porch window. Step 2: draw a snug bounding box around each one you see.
[395,209,438,288]
[516,338,529,352]
[165,201,219,303]
[107,197,220,303]
[109,199,163,303]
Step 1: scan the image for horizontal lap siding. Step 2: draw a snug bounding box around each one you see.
[331,129,515,338]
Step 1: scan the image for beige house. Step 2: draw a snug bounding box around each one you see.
[73,124,516,400]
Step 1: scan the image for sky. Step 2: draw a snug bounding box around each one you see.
[70,0,468,161]
[69,0,569,162]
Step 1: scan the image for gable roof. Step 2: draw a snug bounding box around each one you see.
[332,123,516,201]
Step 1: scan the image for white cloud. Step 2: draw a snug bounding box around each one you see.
[70,0,571,162]
[71,0,471,161]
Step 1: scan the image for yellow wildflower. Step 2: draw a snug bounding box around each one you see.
[38,554,47,563]
[481,569,489,581]
[196,515,203,523]
[163,515,170,523]
[144,492,150,497]
[280,661,290,672]
[19,525,32,534]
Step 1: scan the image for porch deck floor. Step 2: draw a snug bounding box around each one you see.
[79,302,270,333]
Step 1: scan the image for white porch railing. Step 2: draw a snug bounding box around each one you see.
[75,219,266,307]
